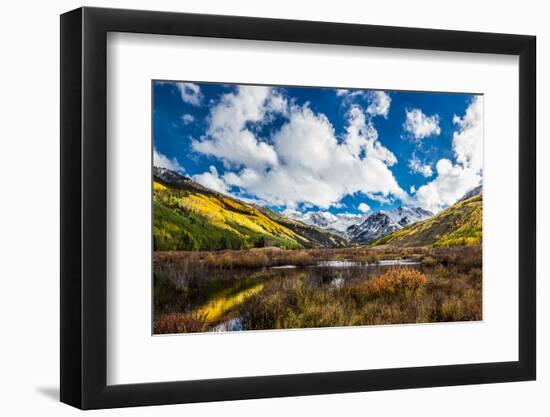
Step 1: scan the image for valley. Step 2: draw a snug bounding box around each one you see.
[153,167,483,333]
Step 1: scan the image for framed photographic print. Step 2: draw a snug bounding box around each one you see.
[60,7,536,409]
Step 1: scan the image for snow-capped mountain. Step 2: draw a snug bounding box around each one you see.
[347,206,433,243]
[285,211,364,234]
[153,166,192,185]
[285,205,433,242]
[153,166,213,194]
[346,212,401,243]
[386,206,434,227]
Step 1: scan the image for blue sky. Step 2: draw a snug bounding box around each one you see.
[153,81,483,215]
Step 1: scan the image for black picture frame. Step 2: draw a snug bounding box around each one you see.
[60,6,536,410]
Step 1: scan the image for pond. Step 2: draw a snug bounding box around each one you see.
[181,259,421,332]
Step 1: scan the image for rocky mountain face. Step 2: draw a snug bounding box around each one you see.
[346,212,401,243]
[387,206,434,227]
[345,206,434,243]
[286,206,433,242]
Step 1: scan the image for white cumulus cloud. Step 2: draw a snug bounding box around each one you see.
[176,82,202,106]
[182,114,194,124]
[408,155,433,178]
[336,89,391,119]
[216,103,406,209]
[366,91,391,118]
[191,85,281,169]
[403,108,441,140]
[193,166,229,194]
[414,97,483,212]
[153,148,184,173]
[358,202,371,213]
[452,95,484,174]
[191,87,410,211]
[344,106,397,163]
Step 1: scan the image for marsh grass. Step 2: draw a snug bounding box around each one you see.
[153,311,208,333]
[364,267,428,298]
[153,245,482,333]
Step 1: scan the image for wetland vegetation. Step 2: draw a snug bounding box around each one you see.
[154,245,482,333]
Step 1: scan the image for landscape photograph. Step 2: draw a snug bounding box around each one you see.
[152,80,483,334]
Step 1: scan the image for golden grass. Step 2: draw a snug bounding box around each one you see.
[154,311,208,333]
[183,193,299,238]
[154,246,428,272]
[365,267,428,298]
[156,189,306,246]
[153,181,167,191]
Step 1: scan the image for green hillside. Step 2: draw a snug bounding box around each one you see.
[369,193,482,248]
[153,174,347,251]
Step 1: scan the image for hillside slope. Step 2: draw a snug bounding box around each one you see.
[153,168,347,251]
[369,193,482,248]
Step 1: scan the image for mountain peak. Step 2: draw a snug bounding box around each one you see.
[347,211,400,243]
[346,206,433,243]
[153,166,191,184]
[153,166,214,194]
[458,185,482,203]
[385,206,433,228]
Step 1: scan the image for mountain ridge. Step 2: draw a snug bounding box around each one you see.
[153,167,347,250]
[285,205,434,242]
[346,206,434,243]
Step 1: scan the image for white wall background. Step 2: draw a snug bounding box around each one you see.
[0,0,546,415]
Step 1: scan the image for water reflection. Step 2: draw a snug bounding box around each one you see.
[184,259,422,331]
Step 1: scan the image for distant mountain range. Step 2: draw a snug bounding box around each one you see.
[153,167,482,250]
[285,206,433,241]
[346,206,433,243]
[284,211,362,235]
